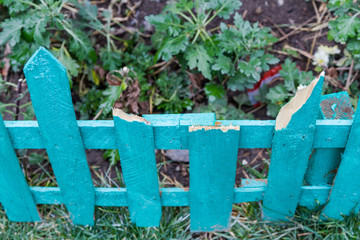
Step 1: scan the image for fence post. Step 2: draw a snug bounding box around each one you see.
[23,47,95,225]
[305,92,354,186]
[262,73,324,221]
[113,109,161,227]
[0,115,40,222]
[321,97,360,219]
[188,125,240,232]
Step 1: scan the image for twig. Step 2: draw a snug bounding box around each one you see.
[284,45,314,59]
[266,17,288,40]
[345,60,354,91]
[311,0,320,22]
[150,58,174,76]
[15,78,23,121]
[276,16,317,43]
[268,49,302,59]
[305,30,320,71]
[93,108,104,120]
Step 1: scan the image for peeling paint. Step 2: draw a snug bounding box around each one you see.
[276,71,325,130]
[112,108,151,125]
[189,125,240,132]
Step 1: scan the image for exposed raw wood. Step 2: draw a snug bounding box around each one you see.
[276,71,324,130]
[113,109,161,227]
[189,125,239,132]
[263,72,324,221]
[113,108,150,124]
[4,119,353,149]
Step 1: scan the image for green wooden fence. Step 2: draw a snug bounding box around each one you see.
[0,47,359,232]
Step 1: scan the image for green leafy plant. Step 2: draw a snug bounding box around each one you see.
[154,71,193,113]
[146,0,278,97]
[0,1,96,77]
[258,59,314,117]
[327,0,360,69]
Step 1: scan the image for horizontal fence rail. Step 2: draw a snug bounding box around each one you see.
[4,119,353,149]
[29,184,330,209]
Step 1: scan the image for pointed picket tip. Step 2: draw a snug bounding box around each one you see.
[24,47,66,74]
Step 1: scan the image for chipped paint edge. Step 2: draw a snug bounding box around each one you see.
[112,108,150,125]
[189,125,240,133]
[275,71,325,130]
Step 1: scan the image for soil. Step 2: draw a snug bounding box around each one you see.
[1,0,328,188]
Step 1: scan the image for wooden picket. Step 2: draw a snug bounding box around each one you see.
[304,92,354,187]
[23,47,95,225]
[1,47,360,231]
[262,73,324,220]
[188,125,240,231]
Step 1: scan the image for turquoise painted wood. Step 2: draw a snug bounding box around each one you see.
[2,47,360,230]
[112,109,161,227]
[0,115,40,222]
[4,119,353,149]
[23,47,95,226]
[28,184,331,209]
[263,74,324,221]
[321,98,360,219]
[305,92,354,186]
[188,125,240,232]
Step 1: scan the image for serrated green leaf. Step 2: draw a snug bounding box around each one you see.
[0,18,24,46]
[34,16,50,46]
[62,21,93,60]
[238,57,261,81]
[227,72,256,91]
[204,82,226,102]
[212,54,233,75]
[267,103,282,117]
[155,34,189,62]
[280,58,298,92]
[328,15,360,43]
[299,71,314,85]
[77,0,102,28]
[99,85,124,115]
[146,12,184,37]
[103,149,120,166]
[100,48,122,71]
[185,44,212,79]
[51,46,80,80]
[266,85,289,104]
[347,38,360,58]
[206,0,242,20]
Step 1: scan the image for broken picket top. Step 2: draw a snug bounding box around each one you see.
[1,47,360,231]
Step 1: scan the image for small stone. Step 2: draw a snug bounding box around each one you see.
[242,160,248,165]
[175,166,181,172]
[255,6,262,15]
[165,150,189,162]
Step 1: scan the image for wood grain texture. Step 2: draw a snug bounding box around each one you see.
[113,109,161,227]
[23,47,95,225]
[321,98,360,219]
[4,119,353,149]
[0,115,40,222]
[305,92,354,186]
[188,125,240,232]
[262,74,324,221]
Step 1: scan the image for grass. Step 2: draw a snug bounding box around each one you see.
[1,152,359,239]
[1,203,359,239]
